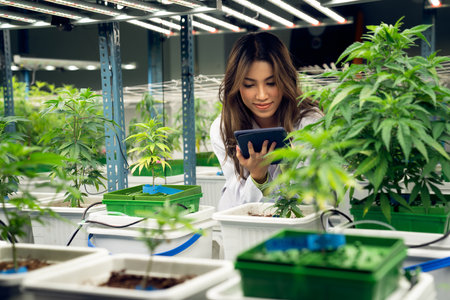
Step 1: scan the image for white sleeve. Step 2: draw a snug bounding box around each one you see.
[210,117,267,211]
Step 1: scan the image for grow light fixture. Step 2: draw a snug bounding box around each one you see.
[66,65,79,71]
[149,17,181,30]
[43,0,122,17]
[268,0,319,26]
[127,19,173,35]
[196,13,240,32]
[222,6,270,30]
[319,0,381,6]
[171,15,217,33]
[45,65,56,71]
[302,0,346,23]
[232,0,294,27]
[0,0,84,20]
[164,0,201,8]
[428,0,442,7]
[105,0,159,13]
[0,9,41,23]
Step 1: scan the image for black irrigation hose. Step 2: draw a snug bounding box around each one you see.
[66,201,103,246]
[319,209,450,249]
[320,209,354,231]
[66,201,190,246]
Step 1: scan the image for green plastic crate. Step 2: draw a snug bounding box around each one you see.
[350,202,450,234]
[235,229,407,300]
[102,184,202,217]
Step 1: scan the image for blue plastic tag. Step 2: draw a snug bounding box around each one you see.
[142,184,181,195]
[135,284,158,291]
[0,266,28,274]
[265,234,346,252]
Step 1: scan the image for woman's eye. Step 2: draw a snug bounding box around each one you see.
[243,84,254,88]
[267,82,276,86]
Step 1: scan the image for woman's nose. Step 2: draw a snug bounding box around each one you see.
[255,85,268,100]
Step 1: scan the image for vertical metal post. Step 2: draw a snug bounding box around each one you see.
[98,22,128,191]
[421,3,436,58]
[0,29,15,132]
[180,15,196,185]
[148,31,164,118]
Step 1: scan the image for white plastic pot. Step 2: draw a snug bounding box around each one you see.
[197,170,225,209]
[25,195,105,247]
[213,202,325,260]
[206,273,436,300]
[23,254,235,300]
[0,243,107,298]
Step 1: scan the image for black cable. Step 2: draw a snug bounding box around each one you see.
[85,218,146,228]
[408,230,450,248]
[320,209,354,230]
[66,201,103,246]
[83,184,107,196]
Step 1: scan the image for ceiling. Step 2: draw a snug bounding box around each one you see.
[0,0,354,34]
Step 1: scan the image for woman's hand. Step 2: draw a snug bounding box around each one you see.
[236,140,277,183]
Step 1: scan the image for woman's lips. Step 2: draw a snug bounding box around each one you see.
[254,102,272,110]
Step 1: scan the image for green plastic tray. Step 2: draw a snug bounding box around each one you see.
[351,202,450,234]
[102,185,202,216]
[235,229,407,300]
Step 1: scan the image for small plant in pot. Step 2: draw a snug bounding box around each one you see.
[267,124,358,218]
[305,18,450,232]
[102,201,201,290]
[0,141,70,271]
[39,88,115,207]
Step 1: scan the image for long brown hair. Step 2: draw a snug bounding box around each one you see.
[218,31,319,178]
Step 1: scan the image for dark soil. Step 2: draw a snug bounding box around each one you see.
[248,212,274,217]
[100,269,196,290]
[0,259,51,272]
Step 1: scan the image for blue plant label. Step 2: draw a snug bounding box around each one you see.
[266,234,346,252]
[135,284,158,291]
[142,184,181,195]
[0,266,28,274]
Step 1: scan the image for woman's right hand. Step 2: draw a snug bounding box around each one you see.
[236,140,277,183]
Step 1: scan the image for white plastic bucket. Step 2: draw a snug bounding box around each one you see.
[213,203,324,260]
[87,219,216,258]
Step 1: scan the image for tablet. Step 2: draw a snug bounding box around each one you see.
[234,127,289,164]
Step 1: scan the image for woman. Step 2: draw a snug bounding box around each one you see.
[210,31,322,211]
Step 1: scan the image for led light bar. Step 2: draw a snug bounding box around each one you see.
[105,0,159,13]
[269,0,319,25]
[429,0,441,7]
[222,6,270,30]
[232,0,294,27]
[0,0,84,20]
[127,19,173,35]
[196,13,240,32]
[171,15,217,33]
[43,0,121,17]
[0,9,41,23]
[303,0,346,23]
[149,17,181,30]
[165,0,200,8]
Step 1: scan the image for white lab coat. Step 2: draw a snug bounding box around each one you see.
[210,112,322,211]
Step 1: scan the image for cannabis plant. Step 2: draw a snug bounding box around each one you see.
[125,118,173,186]
[138,201,199,289]
[305,18,450,221]
[267,125,358,215]
[39,88,114,207]
[0,142,71,270]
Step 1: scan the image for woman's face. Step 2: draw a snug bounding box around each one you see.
[239,60,282,128]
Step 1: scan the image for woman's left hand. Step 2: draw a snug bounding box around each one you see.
[236,140,277,183]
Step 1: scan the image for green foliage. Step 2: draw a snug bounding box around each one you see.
[304,18,450,219]
[39,88,113,207]
[126,118,174,185]
[267,125,358,214]
[174,97,219,152]
[0,142,75,270]
[0,78,67,148]
[127,93,181,160]
[138,201,200,288]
